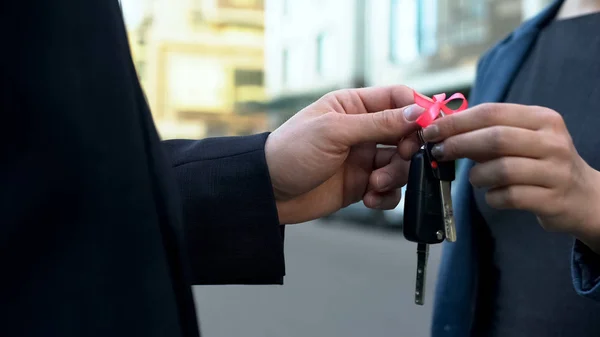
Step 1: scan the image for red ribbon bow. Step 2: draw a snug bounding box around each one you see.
[413,90,469,128]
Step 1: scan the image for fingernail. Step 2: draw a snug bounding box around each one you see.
[403,105,424,122]
[377,174,393,190]
[422,125,439,142]
[431,143,444,159]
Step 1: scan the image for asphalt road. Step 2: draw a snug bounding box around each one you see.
[193,219,442,337]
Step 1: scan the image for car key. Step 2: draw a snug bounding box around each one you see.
[403,147,445,244]
[423,139,457,242]
[403,147,445,305]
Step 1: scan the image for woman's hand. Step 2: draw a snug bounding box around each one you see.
[421,103,600,252]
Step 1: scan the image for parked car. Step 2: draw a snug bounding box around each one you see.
[321,201,387,227]
[321,186,407,229]
[382,185,406,229]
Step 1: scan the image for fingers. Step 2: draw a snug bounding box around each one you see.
[421,103,557,143]
[469,157,553,189]
[374,147,397,169]
[397,133,421,161]
[431,126,545,162]
[334,104,425,145]
[364,189,402,210]
[485,185,552,214]
[326,85,416,114]
[369,152,410,192]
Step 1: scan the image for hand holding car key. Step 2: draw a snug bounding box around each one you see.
[402,91,468,305]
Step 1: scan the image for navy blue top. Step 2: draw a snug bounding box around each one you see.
[472,12,600,336]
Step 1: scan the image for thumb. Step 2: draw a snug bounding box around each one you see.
[337,104,425,145]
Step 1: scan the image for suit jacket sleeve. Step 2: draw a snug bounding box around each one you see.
[572,240,600,301]
[162,133,286,285]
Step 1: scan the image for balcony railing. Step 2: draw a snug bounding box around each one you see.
[195,0,264,27]
[216,0,264,11]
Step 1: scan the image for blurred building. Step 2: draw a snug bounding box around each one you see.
[263,0,367,125]
[366,0,554,94]
[128,0,269,139]
[265,0,554,125]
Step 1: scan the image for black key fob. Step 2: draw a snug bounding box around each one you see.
[403,148,445,244]
[424,142,455,181]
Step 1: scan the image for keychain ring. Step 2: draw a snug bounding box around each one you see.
[417,129,426,145]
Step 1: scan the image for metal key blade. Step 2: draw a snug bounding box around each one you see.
[415,243,429,305]
[439,180,456,242]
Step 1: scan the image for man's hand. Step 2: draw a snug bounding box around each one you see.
[265,86,424,224]
[421,103,600,253]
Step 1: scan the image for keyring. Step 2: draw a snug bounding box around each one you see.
[417,129,426,146]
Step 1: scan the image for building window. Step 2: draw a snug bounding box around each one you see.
[282,49,289,86]
[417,0,438,55]
[316,33,325,75]
[389,0,418,64]
[282,47,304,87]
[283,0,289,16]
[234,69,264,86]
[389,0,438,64]
[437,0,488,47]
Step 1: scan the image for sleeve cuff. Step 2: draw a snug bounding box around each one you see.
[571,239,600,301]
[165,133,286,285]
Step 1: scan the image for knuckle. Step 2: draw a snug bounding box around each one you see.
[337,88,354,101]
[320,111,342,127]
[381,109,397,128]
[322,89,356,110]
[373,109,396,130]
[392,85,410,97]
[550,137,571,157]
[494,158,512,183]
[478,103,501,124]
[544,133,573,158]
[320,91,337,103]
[503,186,523,208]
[443,138,459,157]
[487,126,508,154]
[328,88,351,99]
[441,113,458,136]
[468,166,482,186]
[539,106,565,127]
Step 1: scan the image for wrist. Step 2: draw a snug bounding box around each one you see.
[572,167,600,255]
[264,133,290,202]
[275,189,338,225]
[275,200,293,225]
[275,199,310,225]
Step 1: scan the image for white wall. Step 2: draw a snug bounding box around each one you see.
[365,0,476,93]
[265,0,361,99]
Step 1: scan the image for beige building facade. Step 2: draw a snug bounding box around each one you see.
[128,0,269,139]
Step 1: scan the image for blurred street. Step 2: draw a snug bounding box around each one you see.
[193,219,442,337]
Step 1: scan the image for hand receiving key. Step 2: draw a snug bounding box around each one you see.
[420,103,600,255]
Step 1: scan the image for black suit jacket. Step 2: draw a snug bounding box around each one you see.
[0,1,285,336]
